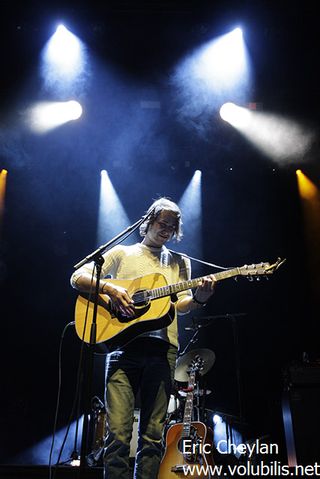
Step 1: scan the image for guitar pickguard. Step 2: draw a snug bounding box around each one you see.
[111,302,151,323]
[158,422,214,478]
[178,425,205,463]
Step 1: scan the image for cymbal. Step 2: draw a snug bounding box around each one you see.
[174,348,215,382]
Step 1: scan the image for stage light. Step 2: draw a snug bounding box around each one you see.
[171,25,252,135]
[296,169,318,200]
[219,104,315,164]
[194,170,202,182]
[97,170,134,246]
[67,100,83,119]
[28,100,83,133]
[296,170,320,317]
[232,27,243,38]
[45,25,81,76]
[220,102,250,127]
[198,27,247,92]
[0,169,8,227]
[178,170,202,259]
[213,414,222,425]
[173,25,251,124]
[209,411,243,456]
[41,24,88,96]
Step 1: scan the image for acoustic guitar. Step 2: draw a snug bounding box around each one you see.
[158,355,214,478]
[74,258,285,348]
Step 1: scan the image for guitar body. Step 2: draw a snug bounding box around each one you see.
[74,259,283,348]
[75,273,174,348]
[159,422,214,478]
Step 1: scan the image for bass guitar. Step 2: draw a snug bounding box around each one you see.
[74,258,285,348]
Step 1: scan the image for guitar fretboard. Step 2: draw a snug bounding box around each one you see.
[182,372,196,438]
[148,268,241,300]
[131,261,275,305]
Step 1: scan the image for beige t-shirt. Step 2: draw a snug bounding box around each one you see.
[71,242,192,348]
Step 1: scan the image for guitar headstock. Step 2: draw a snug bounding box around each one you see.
[238,257,286,279]
[188,355,205,375]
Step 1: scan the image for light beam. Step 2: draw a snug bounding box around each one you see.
[28,101,83,133]
[97,171,134,246]
[220,104,315,164]
[0,169,8,232]
[178,170,202,259]
[41,24,89,96]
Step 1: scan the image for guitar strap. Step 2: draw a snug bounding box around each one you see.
[168,249,233,270]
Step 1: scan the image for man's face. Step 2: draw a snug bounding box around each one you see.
[145,210,178,247]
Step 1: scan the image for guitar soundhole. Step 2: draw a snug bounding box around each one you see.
[132,290,149,309]
[105,290,150,323]
[108,290,150,323]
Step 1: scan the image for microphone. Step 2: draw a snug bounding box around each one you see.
[142,206,156,221]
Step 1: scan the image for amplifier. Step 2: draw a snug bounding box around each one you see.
[282,361,320,466]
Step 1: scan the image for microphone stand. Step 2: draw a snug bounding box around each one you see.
[73,216,148,270]
[183,313,246,424]
[73,211,152,472]
[179,318,200,356]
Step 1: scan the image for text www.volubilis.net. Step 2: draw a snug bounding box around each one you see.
[182,461,320,477]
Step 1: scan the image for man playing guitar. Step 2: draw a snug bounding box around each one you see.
[70,197,216,479]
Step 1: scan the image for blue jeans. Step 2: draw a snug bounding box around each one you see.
[103,337,177,479]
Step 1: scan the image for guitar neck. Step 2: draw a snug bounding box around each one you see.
[149,268,240,300]
[182,372,196,438]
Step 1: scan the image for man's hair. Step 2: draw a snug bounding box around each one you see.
[139,197,183,241]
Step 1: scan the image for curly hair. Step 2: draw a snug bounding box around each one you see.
[139,197,183,242]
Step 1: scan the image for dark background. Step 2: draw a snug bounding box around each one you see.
[0,0,319,466]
